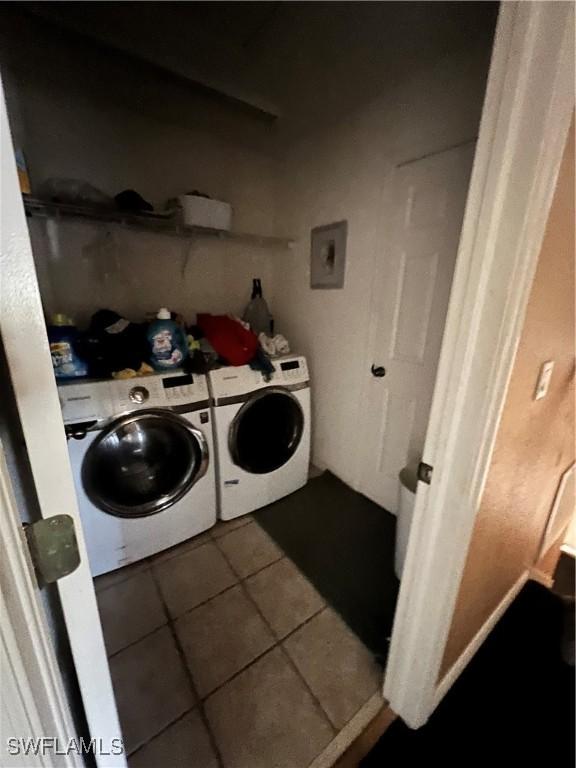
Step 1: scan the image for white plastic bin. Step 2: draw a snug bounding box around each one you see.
[394,465,418,579]
[179,194,232,231]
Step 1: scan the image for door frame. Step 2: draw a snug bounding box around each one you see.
[384,1,575,728]
[0,443,82,768]
[0,80,126,766]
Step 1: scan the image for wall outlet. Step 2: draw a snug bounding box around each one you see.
[534,360,554,401]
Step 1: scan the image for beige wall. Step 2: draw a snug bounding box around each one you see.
[271,5,496,485]
[441,122,576,676]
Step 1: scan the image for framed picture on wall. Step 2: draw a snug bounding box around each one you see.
[310,220,347,289]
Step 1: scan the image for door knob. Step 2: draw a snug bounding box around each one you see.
[371,364,386,378]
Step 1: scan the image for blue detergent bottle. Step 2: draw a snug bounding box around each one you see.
[147,308,188,370]
[47,314,88,379]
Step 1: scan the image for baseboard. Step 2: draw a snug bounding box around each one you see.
[310,456,329,473]
[434,571,529,707]
[308,693,387,768]
[528,567,555,589]
[333,704,396,768]
[560,543,576,558]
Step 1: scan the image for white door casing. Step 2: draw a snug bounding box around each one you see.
[384,1,575,728]
[0,442,81,768]
[360,143,475,512]
[0,80,126,766]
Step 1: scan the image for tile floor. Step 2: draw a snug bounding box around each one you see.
[95,515,383,768]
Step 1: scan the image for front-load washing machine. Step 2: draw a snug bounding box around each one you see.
[209,355,311,520]
[59,371,217,576]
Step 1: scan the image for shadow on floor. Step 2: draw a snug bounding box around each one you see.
[254,471,399,662]
[363,574,576,765]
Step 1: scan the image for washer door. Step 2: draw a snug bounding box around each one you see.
[230,388,304,474]
[82,409,208,518]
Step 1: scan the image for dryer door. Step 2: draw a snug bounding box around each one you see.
[230,388,304,474]
[82,409,208,518]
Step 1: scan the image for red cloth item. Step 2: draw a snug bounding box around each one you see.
[197,314,258,366]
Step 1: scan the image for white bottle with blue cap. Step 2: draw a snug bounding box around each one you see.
[147,308,188,370]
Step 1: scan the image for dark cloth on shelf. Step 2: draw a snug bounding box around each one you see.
[81,310,148,377]
[183,349,209,375]
[249,346,275,381]
[114,189,153,213]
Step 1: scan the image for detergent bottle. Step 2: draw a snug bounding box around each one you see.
[47,314,88,379]
[147,308,188,370]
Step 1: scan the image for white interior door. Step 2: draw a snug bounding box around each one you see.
[1,442,82,768]
[360,143,475,512]
[0,80,126,766]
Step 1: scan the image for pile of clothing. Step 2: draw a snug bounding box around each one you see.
[73,310,289,381]
[196,314,290,380]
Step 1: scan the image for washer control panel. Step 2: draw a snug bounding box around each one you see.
[114,372,208,412]
[58,371,209,423]
[58,380,114,424]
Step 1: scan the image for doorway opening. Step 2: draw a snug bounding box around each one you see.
[1,1,498,764]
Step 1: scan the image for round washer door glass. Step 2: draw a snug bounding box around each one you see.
[82,410,207,518]
[230,389,304,474]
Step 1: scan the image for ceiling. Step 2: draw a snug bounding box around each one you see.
[18,2,499,124]
[22,2,284,117]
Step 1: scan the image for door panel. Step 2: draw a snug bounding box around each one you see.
[379,397,416,480]
[0,443,82,768]
[391,248,439,363]
[360,144,475,512]
[0,82,126,765]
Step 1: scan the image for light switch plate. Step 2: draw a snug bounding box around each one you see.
[534,360,554,400]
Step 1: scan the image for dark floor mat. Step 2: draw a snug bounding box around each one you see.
[254,471,399,661]
[362,577,576,765]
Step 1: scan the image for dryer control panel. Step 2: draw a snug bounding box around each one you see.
[209,356,309,399]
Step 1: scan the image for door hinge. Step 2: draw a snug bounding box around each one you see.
[24,515,81,585]
[417,461,434,485]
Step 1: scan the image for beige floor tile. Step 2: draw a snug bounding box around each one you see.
[216,523,283,578]
[211,515,254,539]
[245,558,324,639]
[175,585,274,697]
[153,540,237,618]
[283,608,382,729]
[97,570,166,656]
[150,530,213,566]
[94,559,149,593]
[128,710,218,768]
[109,627,195,753]
[205,647,333,768]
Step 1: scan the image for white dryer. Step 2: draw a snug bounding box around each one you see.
[210,356,311,520]
[59,372,217,576]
